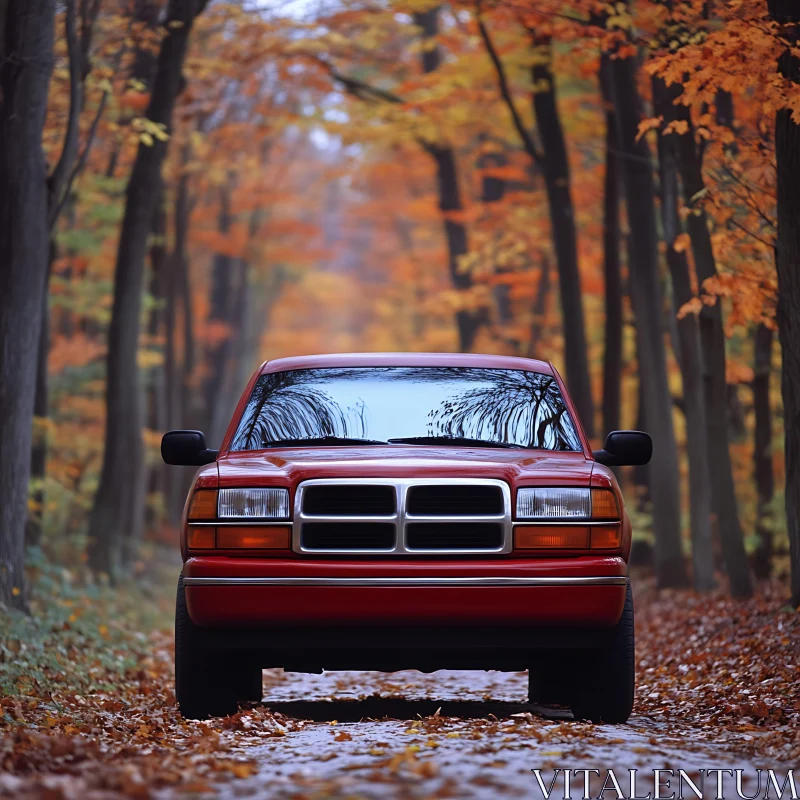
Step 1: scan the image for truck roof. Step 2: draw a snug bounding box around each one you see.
[259,352,555,375]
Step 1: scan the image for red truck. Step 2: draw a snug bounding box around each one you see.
[162,353,651,722]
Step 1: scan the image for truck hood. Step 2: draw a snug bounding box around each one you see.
[216,445,593,488]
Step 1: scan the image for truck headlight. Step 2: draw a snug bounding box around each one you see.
[516,488,591,520]
[218,488,290,519]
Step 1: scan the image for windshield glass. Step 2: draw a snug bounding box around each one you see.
[230,367,581,451]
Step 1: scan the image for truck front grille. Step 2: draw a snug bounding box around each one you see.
[301,522,396,550]
[406,522,504,550]
[406,484,504,516]
[294,478,511,554]
[302,484,396,516]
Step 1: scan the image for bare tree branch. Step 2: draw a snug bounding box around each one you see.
[475,9,543,166]
[48,0,82,227]
[49,89,109,233]
[316,57,404,105]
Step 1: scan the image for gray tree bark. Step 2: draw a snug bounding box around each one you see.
[768,0,800,605]
[752,323,775,580]
[414,9,483,353]
[673,107,753,598]
[606,47,688,588]
[653,75,715,592]
[0,0,56,608]
[600,59,623,438]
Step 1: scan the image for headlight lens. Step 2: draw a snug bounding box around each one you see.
[218,488,290,519]
[516,488,591,519]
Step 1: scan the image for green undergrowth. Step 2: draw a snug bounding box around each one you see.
[0,545,178,699]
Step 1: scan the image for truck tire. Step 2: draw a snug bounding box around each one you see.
[175,576,247,719]
[569,582,635,723]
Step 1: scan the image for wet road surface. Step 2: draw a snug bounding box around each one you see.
[214,669,772,799]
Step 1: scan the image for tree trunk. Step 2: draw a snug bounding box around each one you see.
[673,106,753,598]
[531,36,595,436]
[752,323,775,580]
[142,189,168,541]
[600,61,623,438]
[606,48,688,588]
[414,9,481,353]
[25,243,56,549]
[653,75,715,592]
[0,0,56,609]
[769,0,800,605]
[165,149,195,522]
[87,0,207,579]
[526,255,551,356]
[202,182,239,446]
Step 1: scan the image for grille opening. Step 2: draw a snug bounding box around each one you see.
[406,485,504,516]
[301,522,396,550]
[406,522,504,550]
[302,485,396,516]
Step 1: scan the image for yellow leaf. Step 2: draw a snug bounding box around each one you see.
[677,296,703,319]
[636,116,662,142]
[673,233,691,253]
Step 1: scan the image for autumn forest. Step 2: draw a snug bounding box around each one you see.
[1,0,800,790]
[2,0,798,603]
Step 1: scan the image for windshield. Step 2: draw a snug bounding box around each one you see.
[229,367,582,451]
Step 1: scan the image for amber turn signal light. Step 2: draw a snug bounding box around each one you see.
[590,525,622,549]
[514,525,589,549]
[591,488,619,520]
[216,526,291,549]
[187,527,215,549]
[188,490,218,520]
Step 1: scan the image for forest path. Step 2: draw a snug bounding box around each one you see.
[216,668,770,799]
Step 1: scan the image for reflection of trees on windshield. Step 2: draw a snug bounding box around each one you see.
[230,371,364,449]
[426,369,581,450]
[230,367,580,451]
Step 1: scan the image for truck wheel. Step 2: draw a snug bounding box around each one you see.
[175,576,239,719]
[570,582,635,724]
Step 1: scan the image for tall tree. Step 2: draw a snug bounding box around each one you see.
[27,0,104,548]
[768,0,800,605]
[478,16,595,435]
[320,9,483,352]
[653,74,715,592]
[599,59,623,438]
[414,8,483,353]
[603,25,688,588]
[0,0,57,608]
[752,323,775,579]
[87,0,208,579]
[671,89,753,598]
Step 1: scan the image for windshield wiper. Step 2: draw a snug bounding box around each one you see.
[263,436,388,447]
[387,436,525,449]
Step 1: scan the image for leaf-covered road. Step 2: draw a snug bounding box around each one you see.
[2,579,798,798]
[220,668,779,799]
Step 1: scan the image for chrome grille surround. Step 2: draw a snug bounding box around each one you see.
[293,477,512,555]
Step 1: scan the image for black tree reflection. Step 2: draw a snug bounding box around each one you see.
[230,370,362,449]
[426,369,580,450]
[230,367,580,451]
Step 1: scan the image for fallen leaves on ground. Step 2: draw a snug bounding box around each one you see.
[634,576,799,763]
[0,630,299,797]
[1,574,797,798]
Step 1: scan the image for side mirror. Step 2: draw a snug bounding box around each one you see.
[593,430,652,467]
[161,430,218,466]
